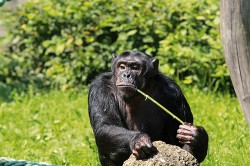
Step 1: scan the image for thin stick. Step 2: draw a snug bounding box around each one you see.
[136,89,184,125]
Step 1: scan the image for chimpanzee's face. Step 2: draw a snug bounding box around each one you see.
[112,51,158,99]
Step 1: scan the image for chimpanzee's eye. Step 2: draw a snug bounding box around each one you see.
[131,64,140,70]
[119,63,126,70]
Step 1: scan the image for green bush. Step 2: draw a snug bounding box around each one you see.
[157,0,229,91]
[0,0,230,91]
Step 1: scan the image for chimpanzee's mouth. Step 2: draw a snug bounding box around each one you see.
[116,84,136,89]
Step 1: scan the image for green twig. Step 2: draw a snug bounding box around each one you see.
[136,89,184,125]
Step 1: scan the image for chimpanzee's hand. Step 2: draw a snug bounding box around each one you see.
[176,122,206,148]
[130,133,156,159]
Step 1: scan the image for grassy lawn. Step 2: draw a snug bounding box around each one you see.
[0,87,249,165]
[0,90,99,165]
[185,88,250,165]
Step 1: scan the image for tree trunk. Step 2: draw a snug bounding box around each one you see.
[220,0,250,127]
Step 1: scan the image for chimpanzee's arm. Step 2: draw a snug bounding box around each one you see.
[93,124,139,166]
[175,92,208,162]
[164,77,209,163]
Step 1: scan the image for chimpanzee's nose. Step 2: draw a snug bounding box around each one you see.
[123,72,131,79]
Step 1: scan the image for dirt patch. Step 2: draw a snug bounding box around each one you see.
[123,141,199,166]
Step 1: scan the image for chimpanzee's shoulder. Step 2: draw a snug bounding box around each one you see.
[90,72,112,84]
[89,72,114,91]
[156,73,178,86]
[155,73,183,94]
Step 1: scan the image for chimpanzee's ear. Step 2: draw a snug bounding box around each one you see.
[151,58,159,73]
[111,54,118,72]
[112,54,117,61]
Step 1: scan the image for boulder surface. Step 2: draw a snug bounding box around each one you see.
[123,141,199,166]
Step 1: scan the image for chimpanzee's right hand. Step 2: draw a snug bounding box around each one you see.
[130,133,156,159]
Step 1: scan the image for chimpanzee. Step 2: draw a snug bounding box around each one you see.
[88,51,208,166]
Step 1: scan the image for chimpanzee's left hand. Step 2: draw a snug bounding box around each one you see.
[176,122,206,147]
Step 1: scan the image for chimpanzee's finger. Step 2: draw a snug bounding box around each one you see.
[177,128,193,136]
[176,133,193,141]
[132,149,139,157]
[136,148,147,159]
[179,124,193,131]
[141,143,151,155]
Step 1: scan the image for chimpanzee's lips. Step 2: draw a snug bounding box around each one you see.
[116,84,136,89]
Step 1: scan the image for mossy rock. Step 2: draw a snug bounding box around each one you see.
[123,141,199,166]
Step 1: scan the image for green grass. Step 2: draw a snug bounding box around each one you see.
[0,90,99,165]
[0,87,249,165]
[184,88,250,166]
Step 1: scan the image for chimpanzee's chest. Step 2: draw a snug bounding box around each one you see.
[122,101,171,141]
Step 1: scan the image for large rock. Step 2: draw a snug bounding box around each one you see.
[123,141,199,166]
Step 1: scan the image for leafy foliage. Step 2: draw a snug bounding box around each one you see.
[157,0,229,91]
[0,0,230,91]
